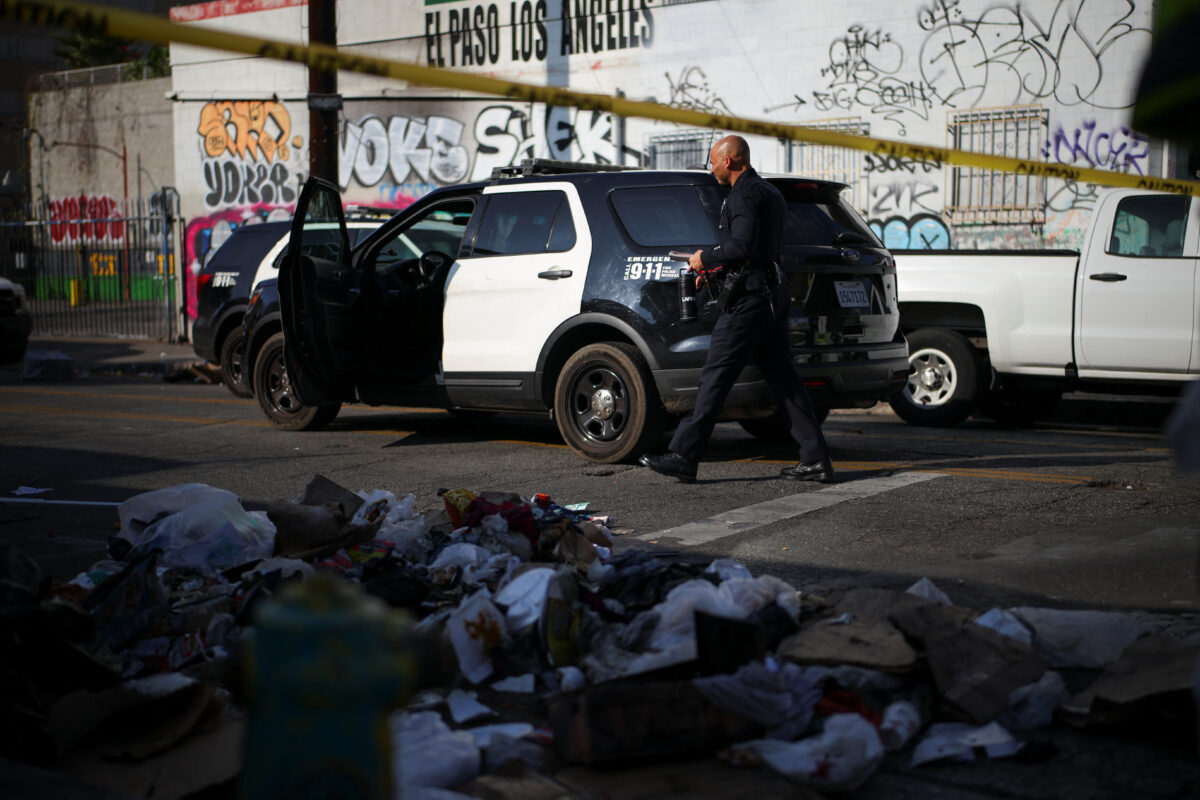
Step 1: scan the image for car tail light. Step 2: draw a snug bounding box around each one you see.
[803,378,829,388]
[198,273,214,288]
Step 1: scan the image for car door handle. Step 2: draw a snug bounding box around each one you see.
[537,269,573,280]
[1089,272,1127,282]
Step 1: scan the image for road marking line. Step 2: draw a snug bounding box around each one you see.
[743,458,1097,485]
[634,471,944,547]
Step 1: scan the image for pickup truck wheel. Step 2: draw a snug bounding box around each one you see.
[253,332,341,431]
[738,406,830,441]
[979,387,1062,427]
[218,330,253,398]
[554,342,664,464]
[888,328,981,427]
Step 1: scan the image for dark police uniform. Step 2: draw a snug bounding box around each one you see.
[668,167,830,465]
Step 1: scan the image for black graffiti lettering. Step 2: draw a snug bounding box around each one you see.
[639,0,652,46]
[203,161,222,208]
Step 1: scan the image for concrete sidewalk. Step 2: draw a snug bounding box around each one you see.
[17,336,205,379]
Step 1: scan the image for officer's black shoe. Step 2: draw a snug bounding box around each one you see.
[780,457,835,482]
[639,451,698,483]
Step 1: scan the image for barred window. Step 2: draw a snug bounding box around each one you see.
[947,106,1047,224]
[645,130,718,170]
[787,118,869,215]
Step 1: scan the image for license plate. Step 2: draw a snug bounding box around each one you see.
[834,280,869,308]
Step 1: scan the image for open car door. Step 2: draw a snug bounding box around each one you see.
[279,177,363,406]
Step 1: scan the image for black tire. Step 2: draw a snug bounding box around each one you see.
[218,329,253,398]
[888,328,982,427]
[252,332,340,431]
[979,387,1062,427]
[554,342,664,464]
[738,405,830,441]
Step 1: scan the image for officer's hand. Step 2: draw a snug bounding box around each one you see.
[688,250,704,272]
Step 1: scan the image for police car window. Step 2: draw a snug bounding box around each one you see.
[547,197,577,252]
[611,186,718,247]
[374,201,474,274]
[473,191,566,256]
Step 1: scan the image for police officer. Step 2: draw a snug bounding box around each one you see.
[639,135,833,484]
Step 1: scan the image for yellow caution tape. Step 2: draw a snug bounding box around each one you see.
[6,0,1200,197]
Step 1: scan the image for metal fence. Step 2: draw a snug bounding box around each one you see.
[0,191,184,340]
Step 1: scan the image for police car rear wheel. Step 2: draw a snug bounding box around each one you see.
[554,342,664,464]
[219,329,253,398]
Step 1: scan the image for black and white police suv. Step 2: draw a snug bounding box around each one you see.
[273,160,908,463]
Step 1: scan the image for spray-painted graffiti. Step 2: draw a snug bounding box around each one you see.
[183,205,291,319]
[197,101,305,210]
[1041,121,1149,175]
[49,194,124,242]
[203,160,298,208]
[375,180,441,208]
[665,66,732,116]
[198,100,295,163]
[917,0,1152,110]
[814,26,934,135]
[870,213,951,249]
[1047,179,1100,213]
[338,115,470,191]
[472,104,639,181]
[868,180,940,217]
[862,152,941,219]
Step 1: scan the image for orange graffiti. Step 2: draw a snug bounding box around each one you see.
[197,100,297,163]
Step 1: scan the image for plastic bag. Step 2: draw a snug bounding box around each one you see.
[730,713,884,791]
[493,567,555,633]
[133,493,275,572]
[117,483,240,546]
[694,659,822,735]
[390,710,480,792]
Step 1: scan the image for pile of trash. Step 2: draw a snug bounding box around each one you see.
[1,474,1197,799]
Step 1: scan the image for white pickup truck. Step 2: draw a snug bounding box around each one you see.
[888,188,1198,426]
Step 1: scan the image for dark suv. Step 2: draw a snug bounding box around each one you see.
[255,160,908,463]
[193,211,389,397]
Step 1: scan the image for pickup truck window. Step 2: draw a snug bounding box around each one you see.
[1107,195,1189,258]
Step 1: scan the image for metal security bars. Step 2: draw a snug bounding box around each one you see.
[788,117,870,215]
[947,106,1048,224]
[0,192,183,340]
[645,130,719,170]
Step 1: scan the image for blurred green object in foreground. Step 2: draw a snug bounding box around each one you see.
[239,576,441,800]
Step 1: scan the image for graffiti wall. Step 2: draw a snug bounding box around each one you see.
[337,100,644,208]
[171,0,1169,274]
[178,98,308,319]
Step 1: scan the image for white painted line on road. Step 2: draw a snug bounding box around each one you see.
[634,471,945,547]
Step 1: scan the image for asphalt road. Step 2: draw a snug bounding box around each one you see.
[1,341,1196,617]
[3,340,1200,799]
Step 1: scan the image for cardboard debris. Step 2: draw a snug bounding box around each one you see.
[892,602,1047,723]
[549,680,763,764]
[776,618,918,672]
[1062,634,1200,726]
